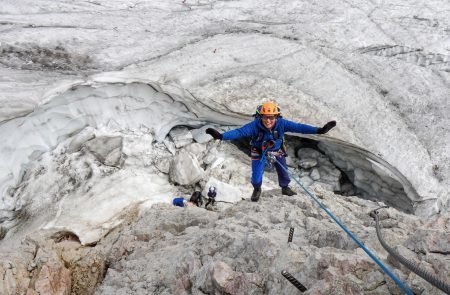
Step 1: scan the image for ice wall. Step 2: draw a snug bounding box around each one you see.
[0,80,231,212]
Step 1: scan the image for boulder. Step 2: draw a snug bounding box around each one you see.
[296,148,321,159]
[182,143,207,163]
[202,177,243,203]
[84,136,123,167]
[212,261,263,295]
[169,150,204,185]
[298,158,318,169]
[310,168,321,181]
[191,126,217,144]
[34,261,71,295]
[404,219,450,254]
[163,138,177,155]
[67,127,95,153]
[203,147,219,165]
[285,156,298,168]
[300,176,314,187]
[154,157,171,174]
[298,248,378,292]
[0,259,31,295]
[169,127,193,148]
[305,217,358,250]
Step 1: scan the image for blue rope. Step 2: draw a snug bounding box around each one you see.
[266,153,414,295]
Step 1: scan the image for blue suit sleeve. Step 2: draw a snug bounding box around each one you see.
[222,121,258,140]
[282,118,318,134]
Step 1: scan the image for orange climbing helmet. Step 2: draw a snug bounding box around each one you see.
[256,101,281,116]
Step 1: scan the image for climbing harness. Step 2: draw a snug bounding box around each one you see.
[260,150,284,171]
[370,208,450,294]
[264,153,415,295]
[257,140,286,171]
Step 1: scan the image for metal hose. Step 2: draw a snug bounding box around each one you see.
[372,210,450,294]
[288,227,294,243]
[269,154,413,294]
[282,270,307,292]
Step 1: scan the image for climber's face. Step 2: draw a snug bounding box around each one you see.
[262,115,277,129]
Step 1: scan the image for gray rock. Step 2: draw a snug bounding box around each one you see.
[169,150,204,185]
[320,163,341,177]
[296,148,321,159]
[384,268,408,295]
[305,217,358,250]
[319,172,340,183]
[202,177,243,203]
[269,212,283,224]
[285,145,296,158]
[317,182,340,191]
[84,136,123,167]
[18,184,444,295]
[182,143,207,163]
[285,155,297,167]
[191,126,215,144]
[331,158,347,170]
[163,138,177,155]
[340,183,355,194]
[169,127,193,148]
[424,252,450,290]
[67,127,95,153]
[404,218,450,254]
[366,284,391,294]
[154,157,171,174]
[300,176,314,187]
[211,261,264,294]
[414,199,441,217]
[299,248,376,291]
[203,150,218,165]
[310,168,320,181]
[363,270,385,291]
[298,158,317,169]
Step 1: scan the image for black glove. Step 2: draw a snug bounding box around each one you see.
[317,121,336,134]
[206,128,223,140]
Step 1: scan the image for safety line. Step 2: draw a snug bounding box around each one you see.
[267,154,414,295]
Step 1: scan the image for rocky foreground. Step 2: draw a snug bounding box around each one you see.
[1,185,448,295]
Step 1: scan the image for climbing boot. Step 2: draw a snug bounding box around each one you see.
[251,188,262,202]
[281,186,297,196]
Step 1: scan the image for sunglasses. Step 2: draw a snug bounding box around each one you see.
[262,116,277,121]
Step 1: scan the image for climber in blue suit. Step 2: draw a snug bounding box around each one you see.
[206,101,336,202]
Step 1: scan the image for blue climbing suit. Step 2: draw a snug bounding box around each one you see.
[172,197,186,207]
[222,118,318,189]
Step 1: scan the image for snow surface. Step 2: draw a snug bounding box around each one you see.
[0,0,449,244]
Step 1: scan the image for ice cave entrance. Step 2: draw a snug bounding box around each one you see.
[1,80,416,219]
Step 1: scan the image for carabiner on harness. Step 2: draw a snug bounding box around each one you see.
[266,152,277,165]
